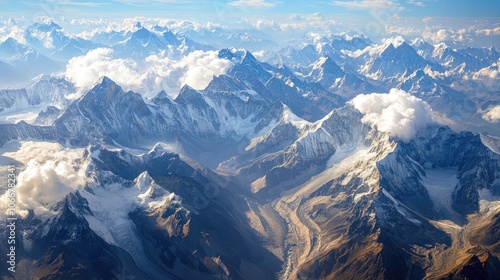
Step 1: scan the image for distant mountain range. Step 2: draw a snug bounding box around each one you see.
[0,20,499,280]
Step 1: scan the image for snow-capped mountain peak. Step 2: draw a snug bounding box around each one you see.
[1,17,500,280]
[28,20,63,33]
[218,47,257,64]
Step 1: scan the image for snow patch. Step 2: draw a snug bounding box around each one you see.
[245,119,280,151]
[282,105,309,128]
[327,141,367,168]
[382,189,421,225]
[81,173,180,270]
[353,191,371,203]
[421,168,459,217]
[478,188,500,214]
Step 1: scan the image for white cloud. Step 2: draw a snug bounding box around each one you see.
[421,26,500,46]
[65,48,233,96]
[422,17,433,24]
[407,0,424,7]
[470,59,499,86]
[475,66,499,80]
[142,50,234,93]
[475,27,500,36]
[431,29,451,42]
[332,0,402,10]
[350,89,435,142]
[0,142,86,219]
[178,50,234,90]
[252,50,266,60]
[239,14,338,32]
[58,1,110,7]
[385,25,420,36]
[1,25,28,45]
[228,0,277,8]
[65,48,141,90]
[480,105,500,123]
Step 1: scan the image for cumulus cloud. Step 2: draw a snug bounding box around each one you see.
[422,17,433,24]
[240,14,338,32]
[385,25,420,36]
[480,105,500,123]
[0,142,86,219]
[475,27,500,36]
[428,29,451,43]
[473,60,499,80]
[142,50,233,94]
[228,0,277,8]
[333,0,403,11]
[177,50,234,90]
[65,48,141,90]
[350,89,435,142]
[65,48,233,96]
[0,23,32,46]
[252,50,266,60]
[421,26,499,46]
[407,0,424,6]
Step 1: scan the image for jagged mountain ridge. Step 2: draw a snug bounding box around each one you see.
[1,47,345,166]
[1,21,498,136]
[268,35,499,136]
[1,22,500,279]
[271,123,500,279]
[4,143,280,279]
[1,73,499,279]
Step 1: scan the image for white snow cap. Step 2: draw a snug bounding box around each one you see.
[350,89,434,142]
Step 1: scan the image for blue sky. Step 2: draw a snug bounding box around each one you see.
[1,0,499,20]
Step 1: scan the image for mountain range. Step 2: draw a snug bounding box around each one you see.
[0,20,499,280]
